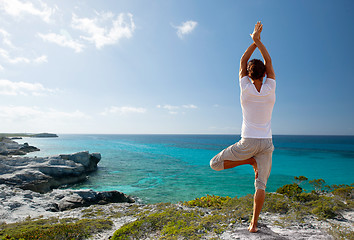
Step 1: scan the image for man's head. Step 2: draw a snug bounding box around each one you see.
[247,59,266,80]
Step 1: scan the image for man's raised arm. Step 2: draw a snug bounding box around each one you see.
[251,22,276,80]
[239,43,257,79]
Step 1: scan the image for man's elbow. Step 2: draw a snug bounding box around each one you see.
[240,57,248,66]
[264,58,272,65]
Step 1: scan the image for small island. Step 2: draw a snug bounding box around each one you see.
[0,133,58,138]
[30,133,58,138]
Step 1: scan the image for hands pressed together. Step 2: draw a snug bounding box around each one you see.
[250,21,263,43]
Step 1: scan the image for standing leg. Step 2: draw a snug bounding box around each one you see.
[225,156,263,232]
[248,140,273,232]
[248,189,265,232]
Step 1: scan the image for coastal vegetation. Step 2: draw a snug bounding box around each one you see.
[112,178,353,239]
[1,177,353,240]
[0,218,112,240]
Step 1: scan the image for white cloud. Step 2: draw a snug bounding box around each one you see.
[0,28,47,64]
[0,106,88,123]
[0,105,90,133]
[157,104,198,114]
[0,47,47,64]
[0,48,30,63]
[0,0,55,23]
[34,55,48,63]
[38,32,84,53]
[0,64,3,71]
[0,106,40,119]
[0,28,15,48]
[71,12,135,49]
[156,104,179,111]
[175,20,198,39]
[0,79,56,96]
[182,104,198,109]
[101,106,147,116]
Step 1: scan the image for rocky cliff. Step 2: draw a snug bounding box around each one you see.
[0,137,39,156]
[0,151,101,193]
[0,137,136,225]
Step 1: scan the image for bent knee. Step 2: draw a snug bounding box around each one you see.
[210,157,224,171]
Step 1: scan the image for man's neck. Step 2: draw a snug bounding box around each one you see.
[250,78,263,84]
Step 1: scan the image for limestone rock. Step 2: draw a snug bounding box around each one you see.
[0,151,101,193]
[56,189,135,211]
[0,184,135,223]
[0,137,39,156]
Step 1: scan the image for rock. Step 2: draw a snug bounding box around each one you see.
[0,151,101,193]
[0,184,135,223]
[7,201,22,210]
[56,189,134,211]
[99,191,135,204]
[0,138,136,228]
[0,138,39,156]
[59,151,101,172]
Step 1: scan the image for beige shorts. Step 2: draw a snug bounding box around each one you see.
[210,138,274,190]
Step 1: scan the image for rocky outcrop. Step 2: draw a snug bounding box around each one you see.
[54,189,135,211]
[0,184,135,223]
[0,138,137,231]
[0,151,101,193]
[0,137,39,156]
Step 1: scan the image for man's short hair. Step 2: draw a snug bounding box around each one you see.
[247,59,266,80]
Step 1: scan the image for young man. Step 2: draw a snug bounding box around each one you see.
[210,21,276,233]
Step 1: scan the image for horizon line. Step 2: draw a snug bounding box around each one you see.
[2,133,354,137]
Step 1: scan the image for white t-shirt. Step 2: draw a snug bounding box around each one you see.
[239,76,276,138]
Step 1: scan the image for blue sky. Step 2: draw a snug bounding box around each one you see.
[0,0,353,135]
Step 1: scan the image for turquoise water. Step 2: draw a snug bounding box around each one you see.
[18,135,354,204]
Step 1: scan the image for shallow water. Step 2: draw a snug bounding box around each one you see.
[18,134,354,203]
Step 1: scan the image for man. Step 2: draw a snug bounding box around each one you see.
[210,21,276,233]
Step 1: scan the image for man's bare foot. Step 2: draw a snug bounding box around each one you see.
[251,159,258,180]
[248,222,258,233]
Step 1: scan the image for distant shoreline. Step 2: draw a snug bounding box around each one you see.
[0,133,58,138]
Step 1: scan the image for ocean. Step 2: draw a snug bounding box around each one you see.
[17,134,354,204]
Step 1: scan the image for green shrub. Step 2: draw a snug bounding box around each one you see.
[263,193,290,214]
[200,214,224,231]
[112,220,144,240]
[332,186,354,200]
[112,207,202,240]
[222,194,253,211]
[294,192,319,202]
[161,220,202,239]
[276,183,303,198]
[184,195,231,209]
[0,218,112,240]
[309,179,326,193]
[309,197,340,219]
[312,205,336,219]
[294,176,308,185]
